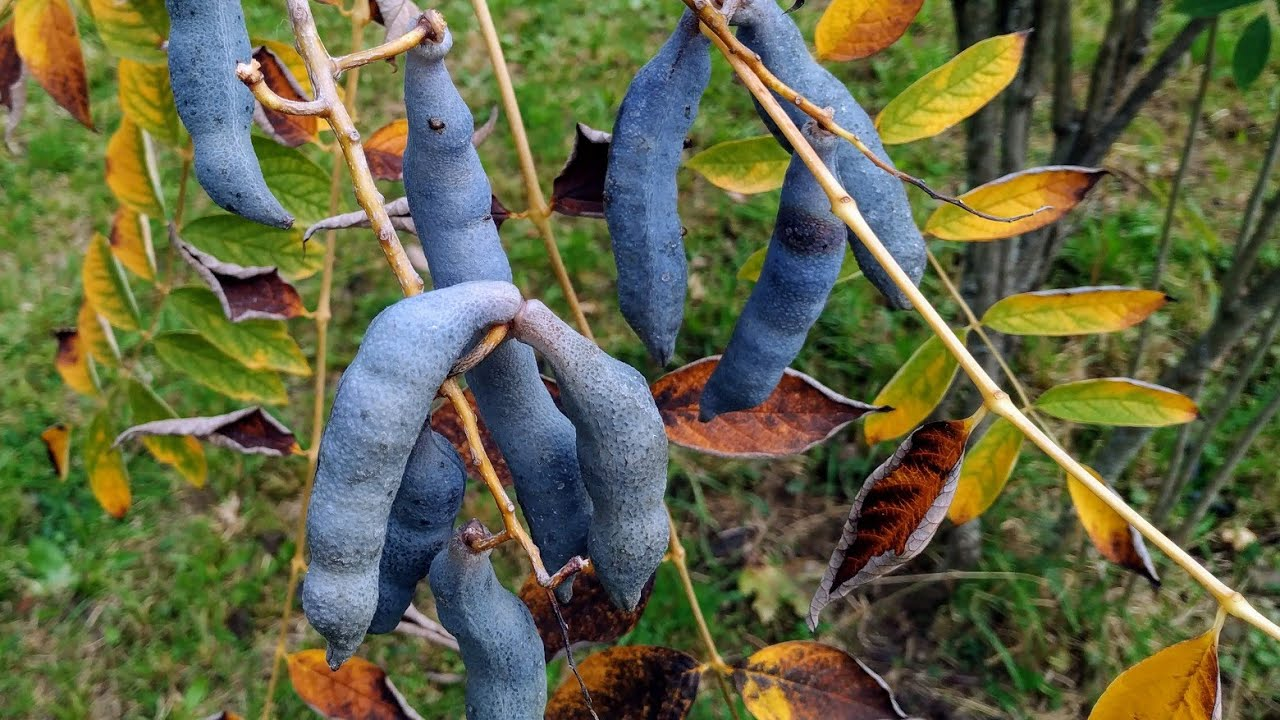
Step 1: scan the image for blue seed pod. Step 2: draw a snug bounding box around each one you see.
[304,281,523,670]
[366,427,466,635]
[163,0,293,228]
[402,31,593,594]
[604,9,711,365]
[699,122,845,421]
[732,0,924,308]
[430,523,548,719]
[512,301,669,611]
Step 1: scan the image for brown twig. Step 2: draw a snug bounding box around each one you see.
[449,323,510,377]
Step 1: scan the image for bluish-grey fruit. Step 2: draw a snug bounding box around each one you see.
[366,426,465,635]
[699,122,845,421]
[512,301,669,611]
[402,31,592,597]
[731,0,924,309]
[430,522,547,719]
[604,9,710,366]
[303,281,523,669]
[163,0,293,229]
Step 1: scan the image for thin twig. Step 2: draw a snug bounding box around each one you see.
[548,589,600,720]
[331,13,435,75]
[449,323,510,377]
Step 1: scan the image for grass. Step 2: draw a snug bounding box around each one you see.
[1,0,1278,718]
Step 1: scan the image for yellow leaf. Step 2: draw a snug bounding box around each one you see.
[685,136,792,194]
[154,331,288,405]
[53,328,98,396]
[13,0,91,128]
[1067,466,1159,584]
[117,58,181,145]
[41,422,71,481]
[1088,628,1220,719]
[127,380,207,487]
[925,166,1107,241]
[77,301,119,367]
[105,117,164,217]
[864,331,966,445]
[738,245,862,286]
[83,232,141,331]
[816,0,924,61]
[85,412,131,519]
[982,286,1170,336]
[948,416,1023,524]
[1036,378,1199,427]
[733,641,908,719]
[108,206,155,281]
[86,0,166,64]
[876,31,1027,145]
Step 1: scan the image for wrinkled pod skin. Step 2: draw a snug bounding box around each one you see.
[511,301,669,611]
[430,522,547,719]
[303,281,523,669]
[731,0,924,308]
[163,0,293,229]
[603,9,711,366]
[366,427,466,634]
[699,123,845,421]
[402,31,592,602]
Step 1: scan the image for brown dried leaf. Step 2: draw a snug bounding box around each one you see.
[1,21,20,111]
[366,118,408,181]
[519,565,653,662]
[286,649,424,720]
[53,328,97,396]
[429,385,513,487]
[115,407,301,457]
[810,420,968,628]
[651,356,888,458]
[490,193,511,229]
[175,231,306,322]
[545,645,701,720]
[13,0,91,129]
[303,196,414,242]
[551,123,611,218]
[251,46,318,147]
[733,641,908,719]
[41,422,70,481]
[471,105,499,146]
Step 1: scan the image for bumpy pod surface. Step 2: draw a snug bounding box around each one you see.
[512,301,669,611]
[603,9,711,366]
[732,0,924,308]
[164,0,293,228]
[699,123,845,421]
[304,281,522,669]
[366,427,465,635]
[430,524,548,719]
[402,32,592,591]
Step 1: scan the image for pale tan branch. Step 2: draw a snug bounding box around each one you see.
[331,11,443,75]
[449,323,510,377]
[237,60,330,115]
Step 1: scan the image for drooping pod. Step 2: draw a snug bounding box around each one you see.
[511,301,669,611]
[430,521,548,719]
[699,122,845,421]
[603,9,711,366]
[163,0,293,228]
[303,281,523,669]
[402,29,592,597]
[730,0,924,309]
[366,426,466,635]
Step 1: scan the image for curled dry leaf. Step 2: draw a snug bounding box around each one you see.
[175,231,306,322]
[981,286,1170,336]
[651,356,887,458]
[286,649,425,720]
[1035,377,1199,427]
[114,407,301,457]
[1068,466,1159,586]
[810,420,968,628]
[925,166,1107,241]
[551,122,611,218]
[429,384,515,486]
[40,422,70,481]
[251,46,318,148]
[815,0,925,62]
[303,196,414,241]
[545,645,701,720]
[519,565,654,662]
[1088,627,1220,719]
[733,641,908,720]
[12,0,91,129]
[1,20,24,149]
[53,328,97,397]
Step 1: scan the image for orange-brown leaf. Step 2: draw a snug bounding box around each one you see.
[430,385,516,487]
[286,649,423,720]
[1067,466,1159,586]
[13,0,90,128]
[651,356,887,458]
[41,422,70,481]
[1088,627,1220,720]
[545,645,701,720]
[519,565,653,662]
[815,0,924,61]
[176,233,306,322]
[115,406,302,457]
[810,420,968,628]
[733,641,908,720]
[366,118,408,180]
[1,21,21,112]
[551,123,610,218]
[251,45,318,148]
[53,328,97,396]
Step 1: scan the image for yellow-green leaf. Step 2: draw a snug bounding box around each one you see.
[924,166,1107,241]
[948,416,1023,524]
[1067,466,1159,585]
[77,301,120,367]
[117,58,180,145]
[41,422,71,480]
[686,136,791,194]
[83,232,141,331]
[167,287,310,376]
[876,31,1027,145]
[982,286,1170,336]
[106,118,164,216]
[154,331,288,405]
[14,0,91,128]
[87,0,166,64]
[738,246,862,285]
[1088,627,1219,719]
[108,206,155,281]
[864,331,967,445]
[1036,378,1199,427]
[54,328,97,396]
[127,379,207,487]
[179,215,320,280]
[85,411,131,518]
[816,0,924,61]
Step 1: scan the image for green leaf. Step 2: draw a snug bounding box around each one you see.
[167,287,311,376]
[685,136,792,194]
[1035,378,1199,427]
[178,215,321,280]
[87,0,167,63]
[1233,14,1271,88]
[83,233,142,331]
[252,137,332,222]
[738,246,862,285]
[126,380,207,487]
[1173,0,1262,17]
[154,331,288,405]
